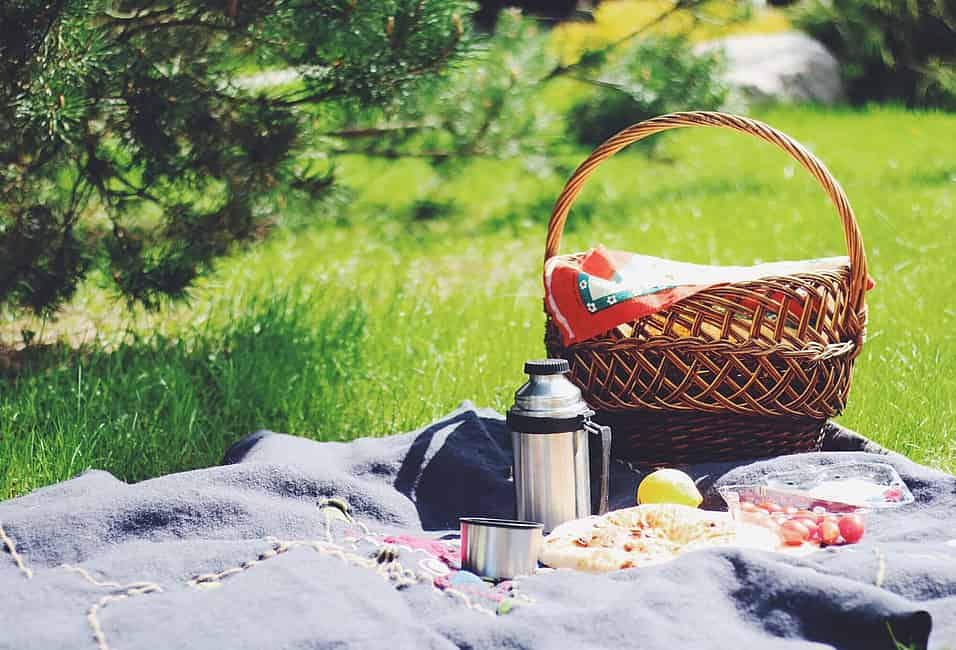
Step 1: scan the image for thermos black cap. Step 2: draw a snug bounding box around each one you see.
[523,358,570,375]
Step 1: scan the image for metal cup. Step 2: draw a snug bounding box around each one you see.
[459,517,543,579]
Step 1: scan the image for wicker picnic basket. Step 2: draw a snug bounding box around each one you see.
[544,111,869,465]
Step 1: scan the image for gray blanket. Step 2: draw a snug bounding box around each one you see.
[2,402,955,650]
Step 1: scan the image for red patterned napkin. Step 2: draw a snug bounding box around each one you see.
[544,246,872,346]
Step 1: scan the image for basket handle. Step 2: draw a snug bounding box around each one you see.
[545,111,869,321]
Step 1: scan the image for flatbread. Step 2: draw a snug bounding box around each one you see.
[539,504,780,573]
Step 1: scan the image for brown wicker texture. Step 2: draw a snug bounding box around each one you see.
[595,411,827,466]
[544,111,868,464]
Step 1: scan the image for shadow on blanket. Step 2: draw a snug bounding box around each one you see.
[394,409,516,530]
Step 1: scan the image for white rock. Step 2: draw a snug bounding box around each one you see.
[697,31,845,104]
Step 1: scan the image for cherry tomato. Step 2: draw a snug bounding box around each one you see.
[793,516,818,531]
[759,502,784,514]
[780,520,810,545]
[839,514,865,544]
[820,519,841,545]
[742,507,770,523]
[793,518,819,541]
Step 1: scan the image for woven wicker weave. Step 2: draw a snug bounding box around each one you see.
[544,111,869,464]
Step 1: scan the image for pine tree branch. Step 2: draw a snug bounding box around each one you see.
[543,0,702,82]
[279,41,461,107]
[110,170,161,204]
[403,13,463,77]
[137,60,272,108]
[285,0,355,18]
[275,87,343,106]
[320,123,435,138]
[65,165,86,224]
[83,145,161,206]
[470,73,515,144]
[103,6,176,22]
[331,147,473,161]
[329,55,512,161]
[34,0,69,58]
[1,0,68,78]
[25,140,65,175]
[1,0,473,316]
[116,14,239,43]
[564,74,633,94]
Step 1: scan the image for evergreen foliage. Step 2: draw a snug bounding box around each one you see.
[0,0,469,315]
[793,0,956,109]
[331,5,732,172]
[567,36,728,149]
[340,10,558,164]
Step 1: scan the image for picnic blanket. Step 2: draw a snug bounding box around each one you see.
[2,402,955,650]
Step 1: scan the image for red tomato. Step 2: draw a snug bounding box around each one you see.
[793,516,818,530]
[763,519,781,534]
[780,520,810,545]
[794,518,819,541]
[820,520,841,545]
[839,515,865,544]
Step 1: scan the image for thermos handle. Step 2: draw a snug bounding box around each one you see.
[585,420,611,515]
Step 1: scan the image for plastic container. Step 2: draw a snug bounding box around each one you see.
[761,461,914,509]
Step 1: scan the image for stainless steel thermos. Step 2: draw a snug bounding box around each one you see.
[506,359,611,532]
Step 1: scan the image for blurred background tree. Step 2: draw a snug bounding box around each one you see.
[0,0,469,315]
[793,0,956,109]
[566,36,727,148]
[334,2,733,172]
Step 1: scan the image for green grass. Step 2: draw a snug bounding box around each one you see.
[2,104,954,500]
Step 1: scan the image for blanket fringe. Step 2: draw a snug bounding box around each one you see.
[0,520,32,579]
